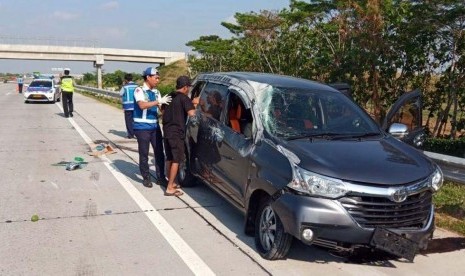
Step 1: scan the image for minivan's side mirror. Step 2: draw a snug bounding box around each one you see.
[388,123,409,139]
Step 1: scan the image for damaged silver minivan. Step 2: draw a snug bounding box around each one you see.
[180,72,443,261]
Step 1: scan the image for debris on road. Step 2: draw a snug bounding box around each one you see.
[88,143,116,157]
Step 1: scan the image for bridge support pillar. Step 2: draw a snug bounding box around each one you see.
[96,65,103,89]
[94,55,105,89]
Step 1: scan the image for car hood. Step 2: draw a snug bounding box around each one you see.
[283,137,435,185]
[27,87,51,92]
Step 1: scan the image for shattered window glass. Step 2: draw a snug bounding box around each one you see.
[198,83,227,121]
[258,86,380,139]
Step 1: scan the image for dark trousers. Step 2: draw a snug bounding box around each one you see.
[124,110,134,137]
[134,128,166,180]
[18,84,23,93]
[62,91,74,116]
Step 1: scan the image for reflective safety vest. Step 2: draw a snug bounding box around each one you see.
[60,76,74,92]
[133,87,160,130]
[121,82,137,110]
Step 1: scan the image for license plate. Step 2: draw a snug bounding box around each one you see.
[32,95,43,98]
[370,228,418,261]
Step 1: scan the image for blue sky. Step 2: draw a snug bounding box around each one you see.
[0,0,290,74]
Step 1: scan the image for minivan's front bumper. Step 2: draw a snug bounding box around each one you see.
[271,192,435,250]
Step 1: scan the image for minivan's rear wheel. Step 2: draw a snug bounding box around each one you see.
[254,198,293,260]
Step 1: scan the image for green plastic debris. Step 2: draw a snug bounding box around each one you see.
[74,157,84,163]
[31,214,39,222]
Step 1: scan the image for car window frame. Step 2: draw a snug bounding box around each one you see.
[224,90,254,139]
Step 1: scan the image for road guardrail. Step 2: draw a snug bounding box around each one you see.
[424,151,465,184]
[75,85,464,184]
[75,85,120,99]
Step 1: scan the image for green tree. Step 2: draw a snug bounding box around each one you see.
[186,0,465,138]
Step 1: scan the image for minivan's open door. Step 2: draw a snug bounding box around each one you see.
[382,89,425,148]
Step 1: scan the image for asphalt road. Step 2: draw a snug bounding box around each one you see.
[1,82,464,275]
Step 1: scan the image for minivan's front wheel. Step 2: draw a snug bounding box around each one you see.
[254,198,293,260]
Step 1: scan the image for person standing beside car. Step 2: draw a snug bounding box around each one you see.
[133,67,172,188]
[60,68,75,118]
[119,73,137,139]
[161,76,196,196]
[17,75,24,93]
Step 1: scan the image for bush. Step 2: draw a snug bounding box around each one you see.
[423,137,465,158]
[157,84,175,95]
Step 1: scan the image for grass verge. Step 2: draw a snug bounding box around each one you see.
[433,181,465,236]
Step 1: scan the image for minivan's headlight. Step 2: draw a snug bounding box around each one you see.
[288,166,348,198]
[430,166,443,191]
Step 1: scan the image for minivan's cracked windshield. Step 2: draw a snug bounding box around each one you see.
[259,86,381,140]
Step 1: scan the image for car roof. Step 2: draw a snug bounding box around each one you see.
[198,72,337,92]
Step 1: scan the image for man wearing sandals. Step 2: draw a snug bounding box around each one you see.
[161,76,196,196]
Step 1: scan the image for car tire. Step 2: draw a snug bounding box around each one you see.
[24,100,29,104]
[254,198,293,260]
[177,147,197,187]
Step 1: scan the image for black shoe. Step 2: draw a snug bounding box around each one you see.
[157,177,168,187]
[64,115,69,118]
[143,178,153,188]
[70,113,73,117]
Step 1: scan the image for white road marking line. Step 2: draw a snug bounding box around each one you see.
[55,103,215,276]
[50,181,59,189]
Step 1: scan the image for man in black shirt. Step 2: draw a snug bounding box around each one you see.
[162,76,196,196]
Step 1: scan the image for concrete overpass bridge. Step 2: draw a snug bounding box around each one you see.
[0,43,186,88]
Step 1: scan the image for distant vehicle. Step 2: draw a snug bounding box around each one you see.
[24,78,61,103]
[180,72,443,261]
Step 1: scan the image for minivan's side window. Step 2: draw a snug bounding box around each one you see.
[198,83,228,121]
[226,92,253,138]
[190,81,206,108]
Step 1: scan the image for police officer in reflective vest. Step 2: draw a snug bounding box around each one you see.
[133,67,172,188]
[60,68,75,118]
[119,73,137,139]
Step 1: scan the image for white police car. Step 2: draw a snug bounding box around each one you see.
[24,78,61,103]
